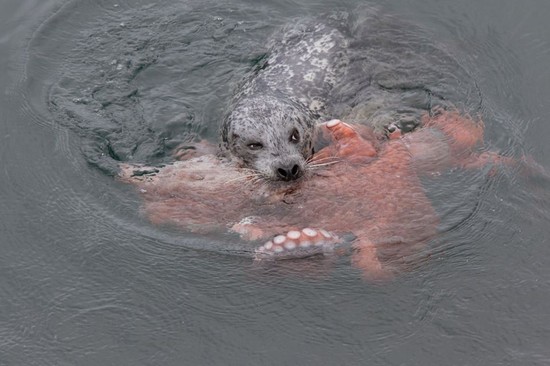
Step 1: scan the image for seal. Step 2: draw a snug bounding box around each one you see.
[220,7,481,182]
[221,20,349,182]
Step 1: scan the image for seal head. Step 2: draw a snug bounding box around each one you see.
[221,94,316,181]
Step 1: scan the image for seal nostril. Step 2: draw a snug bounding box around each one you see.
[276,164,301,181]
[277,167,290,181]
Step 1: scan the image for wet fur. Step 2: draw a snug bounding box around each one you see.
[220,17,350,181]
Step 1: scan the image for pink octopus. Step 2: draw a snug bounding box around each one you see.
[119,110,505,280]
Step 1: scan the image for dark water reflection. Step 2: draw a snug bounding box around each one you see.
[2,0,550,365]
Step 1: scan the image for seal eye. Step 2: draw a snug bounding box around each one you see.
[247,142,264,151]
[289,128,300,144]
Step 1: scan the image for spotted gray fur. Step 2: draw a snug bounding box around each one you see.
[221,19,350,182]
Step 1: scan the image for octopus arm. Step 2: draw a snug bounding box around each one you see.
[254,228,343,260]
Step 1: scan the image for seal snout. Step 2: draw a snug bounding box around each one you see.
[276,162,303,181]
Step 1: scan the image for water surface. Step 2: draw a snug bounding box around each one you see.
[1,0,550,365]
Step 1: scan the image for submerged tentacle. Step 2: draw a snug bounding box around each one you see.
[254,228,342,260]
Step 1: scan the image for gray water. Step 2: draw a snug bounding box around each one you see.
[2,0,550,365]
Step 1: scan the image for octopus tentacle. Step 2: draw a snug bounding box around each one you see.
[312,119,378,164]
[351,237,394,282]
[254,228,342,260]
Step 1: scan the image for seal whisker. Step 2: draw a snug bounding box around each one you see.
[239,168,259,174]
[244,175,266,187]
[308,156,340,164]
[307,161,341,169]
[223,173,263,184]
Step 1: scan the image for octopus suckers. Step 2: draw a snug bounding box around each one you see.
[273,235,287,245]
[302,228,318,237]
[284,241,297,250]
[287,230,301,239]
[299,240,312,248]
[274,246,285,253]
[320,229,331,238]
[326,119,340,128]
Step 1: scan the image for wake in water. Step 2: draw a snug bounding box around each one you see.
[45,4,481,176]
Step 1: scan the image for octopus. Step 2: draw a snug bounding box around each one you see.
[119,110,506,280]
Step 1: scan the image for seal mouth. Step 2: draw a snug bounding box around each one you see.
[261,177,304,199]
